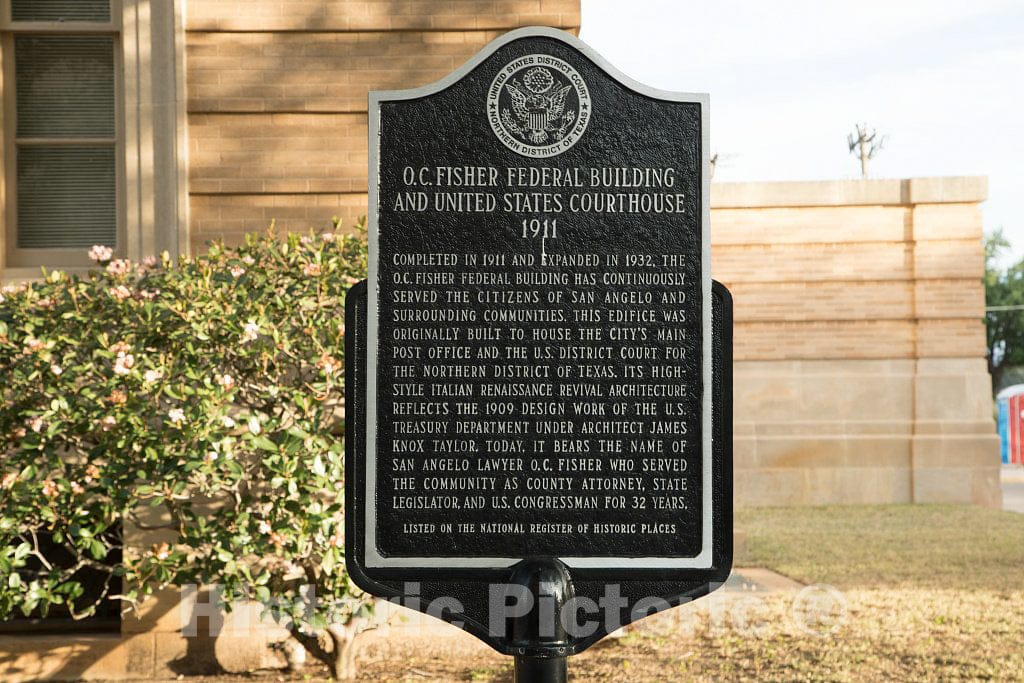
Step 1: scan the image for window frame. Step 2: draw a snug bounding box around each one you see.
[0,0,125,270]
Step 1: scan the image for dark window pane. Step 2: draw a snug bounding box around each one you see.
[11,0,110,22]
[15,36,115,139]
[17,145,116,249]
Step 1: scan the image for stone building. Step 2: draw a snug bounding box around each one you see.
[0,0,999,678]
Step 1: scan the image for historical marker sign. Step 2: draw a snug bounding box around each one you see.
[346,27,731,657]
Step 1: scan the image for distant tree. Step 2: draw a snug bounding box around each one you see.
[847,123,886,178]
[984,228,1024,391]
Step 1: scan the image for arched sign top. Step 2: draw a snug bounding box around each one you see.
[370,26,709,107]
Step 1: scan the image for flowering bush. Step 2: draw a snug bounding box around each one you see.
[0,222,369,677]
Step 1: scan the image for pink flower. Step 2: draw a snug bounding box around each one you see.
[88,245,113,262]
[36,297,55,309]
[70,481,85,495]
[142,255,159,268]
[328,528,344,549]
[50,364,63,377]
[1,472,17,489]
[303,262,322,277]
[269,531,287,547]
[300,235,314,245]
[22,337,45,354]
[42,479,59,498]
[321,232,335,242]
[153,543,171,561]
[215,374,235,390]
[258,520,272,534]
[84,464,101,482]
[143,369,163,383]
[221,416,236,429]
[242,255,256,266]
[204,451,218,464]
[167,408,185,425]
[106,259,131,276]
[109,285,132,302]
[28,417,44,433]
[113,352,135,376]
[108,390,127,405]
[109,341,131,355]
[99,415,117,431]
[230,265,246,278]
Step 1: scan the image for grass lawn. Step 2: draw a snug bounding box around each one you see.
[649,504,1024,682]
[735,503,1024,591]
[140,505,1024,682]
[365,505,1024,682]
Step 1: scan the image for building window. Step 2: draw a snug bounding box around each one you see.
[2,0,122,269]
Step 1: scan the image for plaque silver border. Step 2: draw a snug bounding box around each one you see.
[365,26,713,570]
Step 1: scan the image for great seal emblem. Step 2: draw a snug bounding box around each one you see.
[487,54,591,157]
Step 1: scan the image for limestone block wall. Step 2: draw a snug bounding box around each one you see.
[713,177,1000,508]
[186,0,581,247]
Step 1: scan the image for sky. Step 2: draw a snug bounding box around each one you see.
[580,0,1024,263]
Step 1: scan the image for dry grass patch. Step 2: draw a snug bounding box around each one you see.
[735,504,1024,590]
[352,586,1024,681]
[140,505,1024,681]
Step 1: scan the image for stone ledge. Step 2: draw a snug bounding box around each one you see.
[711,176,987,208]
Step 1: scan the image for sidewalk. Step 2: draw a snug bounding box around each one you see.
[1002,466,1024,513]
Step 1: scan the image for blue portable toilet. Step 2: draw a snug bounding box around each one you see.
[996,384,1024,465]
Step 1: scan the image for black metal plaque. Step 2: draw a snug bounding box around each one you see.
[346,27,731,655]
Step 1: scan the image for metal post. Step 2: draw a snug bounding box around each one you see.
[515,655,567,683]
[506,558,573,683]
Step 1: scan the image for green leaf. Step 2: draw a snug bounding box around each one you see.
[249,435,277,452]
[89,540,107,560]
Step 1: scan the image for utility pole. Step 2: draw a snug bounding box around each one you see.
[847,123,886,179]
[710,152,734,180]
